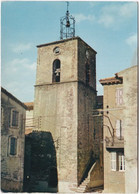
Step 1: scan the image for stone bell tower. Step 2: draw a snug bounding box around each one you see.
[34,36,97,192]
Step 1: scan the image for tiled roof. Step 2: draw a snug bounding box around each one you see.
[24,102,34,110]
[99,75,123,85]
[1,87,27,109]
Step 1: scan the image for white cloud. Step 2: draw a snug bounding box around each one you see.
[98,14,114,27]
[11,43,32,53]
[24,62,36,71]
[126,34,137,47]
[97,83,103,95]
[74,13,95,23]
[119,3,136,18]
[11,58,29,66]
[4,58,36,74]
[98,2,136,28]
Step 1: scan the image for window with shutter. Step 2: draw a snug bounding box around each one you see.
[118,152,125,171]
[11,110,19,127]
[111,152,116,171]
[10,137,17,155]
[116,88,123,106]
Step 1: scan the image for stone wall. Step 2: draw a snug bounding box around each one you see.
[36,38,78,85]
[34,37,99,192]
[34,82,78,188]
[1,89,26,192]
[77,83,96,184]
[78,38,96,90]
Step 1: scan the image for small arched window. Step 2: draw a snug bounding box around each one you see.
[53,59,61,83]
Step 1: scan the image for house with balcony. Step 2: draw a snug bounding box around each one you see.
[99,65,137,193]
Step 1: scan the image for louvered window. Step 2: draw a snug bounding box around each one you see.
[111,152,116,171]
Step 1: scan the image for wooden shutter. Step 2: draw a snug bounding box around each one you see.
[111,152,116,171]
[116,88,123,105]
[10,137,17,155]
[118,153,125,171]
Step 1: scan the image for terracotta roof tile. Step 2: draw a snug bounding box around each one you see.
[99,76,123,85]
[24,102,34,110]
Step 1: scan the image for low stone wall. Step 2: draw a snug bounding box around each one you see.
[1,178,23,192]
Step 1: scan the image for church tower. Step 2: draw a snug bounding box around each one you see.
[33,4,97,192]
[34,37,97,191]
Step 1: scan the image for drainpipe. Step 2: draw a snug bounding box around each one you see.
[103,114,115,145]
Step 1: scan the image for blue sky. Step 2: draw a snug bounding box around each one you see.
[1,1,137,102]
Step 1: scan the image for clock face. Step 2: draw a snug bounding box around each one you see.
[53,47,60,54]
[86,50,89,59]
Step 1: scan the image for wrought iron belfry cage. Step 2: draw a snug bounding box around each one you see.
[60,2,75,39]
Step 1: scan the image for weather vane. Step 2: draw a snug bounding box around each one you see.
[60,1,75,40]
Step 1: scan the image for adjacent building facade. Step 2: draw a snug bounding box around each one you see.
[1,87,27,192]
[100,65,137,193]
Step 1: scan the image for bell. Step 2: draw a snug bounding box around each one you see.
[66,20,70,27]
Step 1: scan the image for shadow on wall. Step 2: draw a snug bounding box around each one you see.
[23,131,58,193]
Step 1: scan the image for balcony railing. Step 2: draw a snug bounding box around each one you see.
[105,136,124,149]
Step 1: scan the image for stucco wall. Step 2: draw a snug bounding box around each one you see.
[103,83,125,193]
[118,65,137,193]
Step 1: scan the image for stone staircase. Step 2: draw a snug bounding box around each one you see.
[69,162,97,193]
